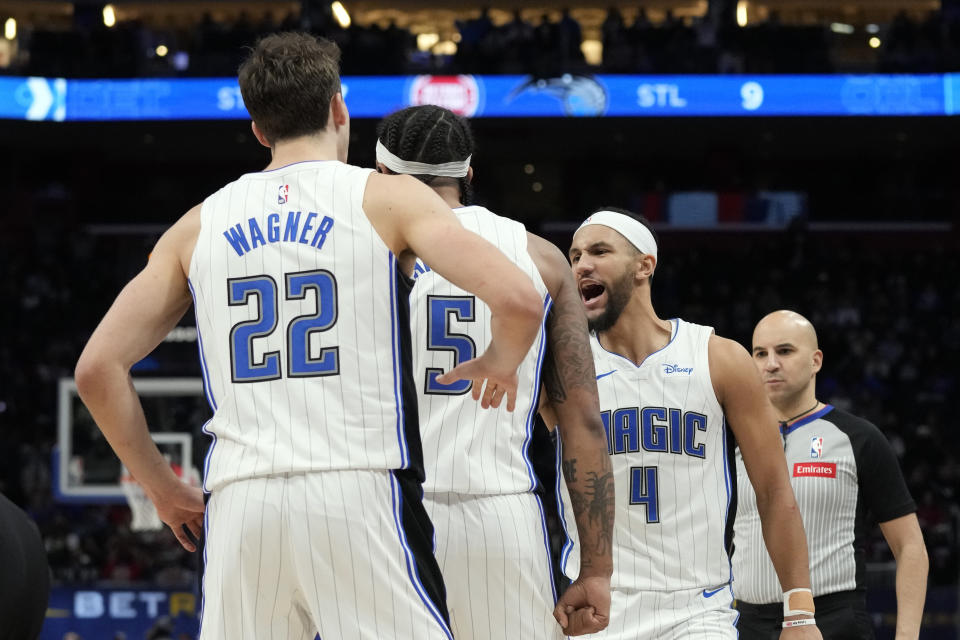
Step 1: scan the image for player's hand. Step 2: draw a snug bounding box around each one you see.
[779,620,822,640]
[151,481,205,552]
[436,348,521,411]
[553,575,611,636]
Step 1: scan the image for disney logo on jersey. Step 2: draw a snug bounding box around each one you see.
[810,436,823,459]
[278,184,289,205]
[662,363,694,376]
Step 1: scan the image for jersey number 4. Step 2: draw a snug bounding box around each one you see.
[630,466,660,523]
[228,270,339,382]
[424,295,476,395]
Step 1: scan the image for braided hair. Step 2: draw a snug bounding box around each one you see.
[376,105,476,205]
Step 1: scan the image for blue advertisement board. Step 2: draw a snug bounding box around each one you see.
[43,587,200,639]
[38,586,959,639]
[2,73,959,122]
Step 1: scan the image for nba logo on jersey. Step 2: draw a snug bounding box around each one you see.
[810,436,823,459]
[278,184,289,204]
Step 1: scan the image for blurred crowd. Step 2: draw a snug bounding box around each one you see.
[6,6,960,78]
[0,177,957,589]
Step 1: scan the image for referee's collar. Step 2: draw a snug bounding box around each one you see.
[780,405,835,436]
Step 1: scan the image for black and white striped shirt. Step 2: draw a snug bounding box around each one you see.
[732,405,915,603]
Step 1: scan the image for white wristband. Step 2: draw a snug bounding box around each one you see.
[783,618,817,629]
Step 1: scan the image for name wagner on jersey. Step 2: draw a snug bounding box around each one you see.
[223,210,335,257]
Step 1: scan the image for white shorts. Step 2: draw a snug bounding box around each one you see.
[425,491,564,640]
[580,584,738,640]
[199,469,453,640]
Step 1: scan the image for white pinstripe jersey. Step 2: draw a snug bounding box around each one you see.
[411,206,550,495]
[189,161,421,492]
[559,319,736,591]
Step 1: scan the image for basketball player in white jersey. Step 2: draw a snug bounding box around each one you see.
[74,33,545,640]
[375,105,614,638]
[542,208,823,640]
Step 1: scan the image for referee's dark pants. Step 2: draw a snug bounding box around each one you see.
[736,591,874,640]
[0,493,50,640]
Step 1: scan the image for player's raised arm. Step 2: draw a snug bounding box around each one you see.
[363,172,544,411]
[530,233,613,636]
[710,335,822,640]
[74,206,205,552]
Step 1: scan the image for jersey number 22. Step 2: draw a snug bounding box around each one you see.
[228,270,339,382]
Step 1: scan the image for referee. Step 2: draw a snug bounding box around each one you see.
[732,310,927,640]
[0,492,50,640]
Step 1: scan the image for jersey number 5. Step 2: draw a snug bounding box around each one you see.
[424,295,476,395]
[228,270,339,382]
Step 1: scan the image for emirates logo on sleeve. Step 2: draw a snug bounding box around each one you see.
[793,462,837,478]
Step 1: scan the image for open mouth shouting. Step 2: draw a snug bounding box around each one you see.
[579,278,607,311]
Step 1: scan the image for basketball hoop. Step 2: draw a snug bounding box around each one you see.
[120,462,201,533]
[120,471,163,532]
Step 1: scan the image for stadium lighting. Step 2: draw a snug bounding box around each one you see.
[434,40,457,56]
[830,23,855,35]
[103,4,116,28]
[869,37,881,49]
[417,33,439,52]
[331,2,350,29]
[4,18,15,40]
[736,1,748,27]
[866,24,880,34]
[581,39,602,65]
[156,44,168,57]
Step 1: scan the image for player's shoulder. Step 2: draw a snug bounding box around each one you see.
[523,231,570,297]
[157,204,203,275]
[364,169,421,194]
[705,330,748,362]
[704,330,760,403]
[453,204,496,218]
[677,317,716,341]
[525,231,566,266]
[456,205,527,235]
[362,171,440,218]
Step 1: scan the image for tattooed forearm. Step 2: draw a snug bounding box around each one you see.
[564,455,615,571]
[543,286,597,405]
[542,348,567,404]
[533,239,612,573]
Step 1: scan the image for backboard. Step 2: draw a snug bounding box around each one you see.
[55,377,210,503]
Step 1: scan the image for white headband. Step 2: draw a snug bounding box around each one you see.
[576,210,658,259]
[375,139,471,178]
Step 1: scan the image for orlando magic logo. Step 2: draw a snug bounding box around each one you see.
[509,74,608,117]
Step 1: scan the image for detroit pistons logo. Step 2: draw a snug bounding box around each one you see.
[810,436,823,459]
[409,75,481,117]
[278,184,289,205]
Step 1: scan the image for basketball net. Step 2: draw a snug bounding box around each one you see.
[120,462,201,532]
